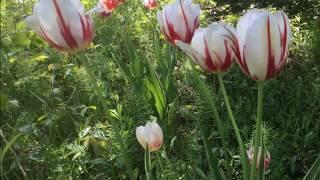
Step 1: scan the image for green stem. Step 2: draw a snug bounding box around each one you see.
[250,81,264,180]
[145,146,152,180]
[77,54,135,180]
[189,63,229,178]
[217,74,250,180]
[211,101,232,178]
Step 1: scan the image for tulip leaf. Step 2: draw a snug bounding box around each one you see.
[303,155,320,180]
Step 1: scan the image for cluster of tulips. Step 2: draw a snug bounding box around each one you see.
[140,0,290,178]
[25,0,291,178]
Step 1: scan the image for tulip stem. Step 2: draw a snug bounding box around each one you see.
[76,54,135,180]
[250,81,264,180]
[145,145,152,180]
[217,74,250,180]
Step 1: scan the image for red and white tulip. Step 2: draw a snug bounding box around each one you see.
[25,0,94,52]
[99,0,123,12]
[247,146,271,169]
[235,9,291,81]
[157,0,200,45]
[143,0,157,10]
[177,23,237,73]
[136,120,163,152]
[92,0,125,16]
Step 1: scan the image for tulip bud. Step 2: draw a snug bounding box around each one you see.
[235,9,291,81]
[157,0,200,45]
[25,0,94,53]
[177,23,237,73]
[143,0,157,10]
[247,146,271,169]
[136,120,163,152]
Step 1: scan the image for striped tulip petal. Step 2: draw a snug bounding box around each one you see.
[177,23,237,73]
[236,9,291,81]
[143,0,157,10]
[157,0,200,45]
[25,0,94,52]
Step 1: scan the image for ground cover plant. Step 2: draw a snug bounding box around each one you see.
[0,0,320,179]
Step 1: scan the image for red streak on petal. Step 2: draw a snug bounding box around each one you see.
[277,12,288,70]
[222,39,232,71]
[203,37,215,72]
[79,14,93,44]
[221,25,250,75]
[40,26,65,51]
[164,12,180,45]
[179,0,192,43]
[266,16,276,79]
[53,0,78,49]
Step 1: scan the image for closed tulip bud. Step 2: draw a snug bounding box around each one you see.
[136,120,163,152]
[25,0,94,52]
[235,9,291,81]
[177,23,237,73]
[143,0,157,10]
[157,0,200,45]
[247,146,271,169]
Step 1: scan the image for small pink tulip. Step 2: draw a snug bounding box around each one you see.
[136,120,163,152]
[157,0,200,45]
[247,146,271,169]
[143,0,157,10]
[235,9,291,81]
[25,0,94,52]
[177,23,237,73]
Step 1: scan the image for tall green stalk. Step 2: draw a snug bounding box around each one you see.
[217,74,250,180]
[76,54,135,180]
[145,145,152,180]
[189,65,230,178]
[250,81,264,180]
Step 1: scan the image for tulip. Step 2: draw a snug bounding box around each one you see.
[157,0,200,45]
[247,146,271,169]
[177,23,237,73]
[99,0,120,12]
[25,0,94,52]
[143,0,157,10]
[235,9,291,81]
[136,120,163,152]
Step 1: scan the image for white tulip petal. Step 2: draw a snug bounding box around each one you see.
[53,0,85,46]
[237,9,270,59]
[176,40,207,71]
[24,15,42,35]
[150,120,163,141]
[244,15,282,80]
[164,1,186,40]
[157,0,200,44]
[273,11,291,67]
[35,0,67,48]
[136,126,147,149]
[136,121,163,152]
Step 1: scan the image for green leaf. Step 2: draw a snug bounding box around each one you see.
[0,94,8,109]
[0,133,22,174]
[303,155,320,180]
